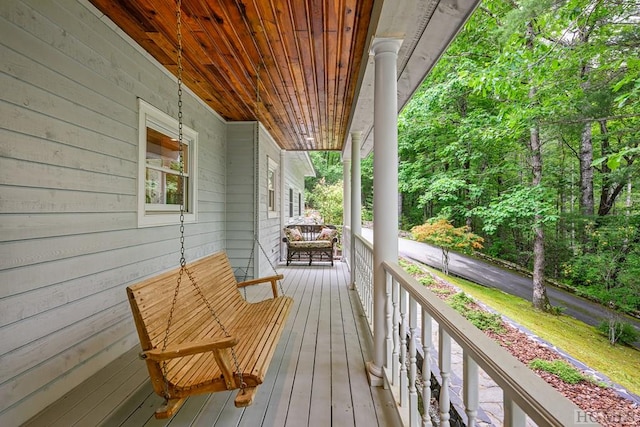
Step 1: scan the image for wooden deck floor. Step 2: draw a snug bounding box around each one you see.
[26,261,399,427]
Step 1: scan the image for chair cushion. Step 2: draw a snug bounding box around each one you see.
[289,240,333,249]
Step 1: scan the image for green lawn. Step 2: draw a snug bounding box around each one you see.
[425,267,640,396]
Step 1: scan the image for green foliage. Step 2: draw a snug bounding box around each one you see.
[403,263,425,276]
[472,185,558,235]
[306,178,343,225]
[449,292,474,311]
[305,151,343,191]
[529,359,586,385]
[597,320,640,346]
[465,310,506,334]
[448,292,505,333]
[562,218,640,312]
[418,276,435,287]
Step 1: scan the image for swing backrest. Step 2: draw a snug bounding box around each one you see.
[127,252,246,354]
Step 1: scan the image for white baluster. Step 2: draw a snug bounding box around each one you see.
[392,277,400,386]
[399,287,408,406]
[409,297,418,427]
[422,311,433,427]
[463,351,479,427]
[385,271,393,371]
[504,395,526,427]
[439,327,451,427]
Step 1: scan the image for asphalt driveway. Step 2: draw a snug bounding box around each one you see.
[360,228,640,346]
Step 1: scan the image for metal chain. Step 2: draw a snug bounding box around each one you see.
[254,234,285,296]
[160,0,244,400]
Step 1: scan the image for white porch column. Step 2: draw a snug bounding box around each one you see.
[368,38,401,386]
[280,149,287,261]
[343,158,351,233]
[350,131,362,289]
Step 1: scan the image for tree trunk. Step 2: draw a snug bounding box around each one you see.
[579,122,594,217]
[597,120,628,216]
[526,21,551,311]
[530,119,551,311]
[442,248,450,275]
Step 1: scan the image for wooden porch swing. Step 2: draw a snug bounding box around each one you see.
[126,1,293,418]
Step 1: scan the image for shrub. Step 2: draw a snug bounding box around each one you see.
[529,359,585,384]
[597,320,640,346]
[465,310,505,333]
[448,292,505,333]
[449,292,474,312]
[418,276,435,286]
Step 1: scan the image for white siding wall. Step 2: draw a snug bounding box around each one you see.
[257,125,283,277]
[226,122,257,279]
[0,1,227,424]
[284,154,308,224]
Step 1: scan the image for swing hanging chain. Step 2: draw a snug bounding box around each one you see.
[254,234,285,296]
[160,0,245,399]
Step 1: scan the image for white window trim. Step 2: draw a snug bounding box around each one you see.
[267,156,279,219]
[138,99,198,227]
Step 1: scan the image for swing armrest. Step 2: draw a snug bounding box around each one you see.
[237,274,284,298]
[140,337,238,362]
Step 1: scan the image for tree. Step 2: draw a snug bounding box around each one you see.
[411,218,484,275]
[306,178,344,225]
[396,0,640,311]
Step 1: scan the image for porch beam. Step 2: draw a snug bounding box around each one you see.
[368,38,402,386]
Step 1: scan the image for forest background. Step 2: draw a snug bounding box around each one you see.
[305,0,640,314]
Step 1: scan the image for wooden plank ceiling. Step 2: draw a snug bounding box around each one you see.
[89,0,375,151]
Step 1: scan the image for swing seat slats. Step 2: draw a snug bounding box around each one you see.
[126,251,292,419]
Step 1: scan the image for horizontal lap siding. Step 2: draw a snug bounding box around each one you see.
[0,0,227,424]
[226,123,257,279]
[284,154,308,224]
[258,126,283,277]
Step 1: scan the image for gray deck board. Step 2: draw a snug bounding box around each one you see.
[24,261,398,427]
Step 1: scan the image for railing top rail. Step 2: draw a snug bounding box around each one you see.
[382,260,583,427]
[354,232,373,252]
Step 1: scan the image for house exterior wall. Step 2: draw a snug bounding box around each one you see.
[257,125,283,277]
[226,122,258,279]
[0,0,227,424]
[284,154,307,224]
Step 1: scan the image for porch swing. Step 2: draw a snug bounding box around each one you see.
[125,1,293,419]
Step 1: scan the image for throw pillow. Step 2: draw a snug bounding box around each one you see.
[285,227,304,241]
[317,227,336,241]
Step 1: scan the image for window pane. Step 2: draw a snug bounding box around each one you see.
[146,127,188,174]
[146,168,188,208]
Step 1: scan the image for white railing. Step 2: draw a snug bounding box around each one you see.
[353,233,374,331]
[342,225,351,270]
[379,261,581,427]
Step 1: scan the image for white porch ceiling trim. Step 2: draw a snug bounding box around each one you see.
[343,0,481,159]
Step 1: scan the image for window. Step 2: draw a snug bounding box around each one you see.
[289,188,294,217]
[138,99,197,227]
[267,156,278,218]
[298,192,302,215]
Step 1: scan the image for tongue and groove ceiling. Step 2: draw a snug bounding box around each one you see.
[89,0,375,151]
